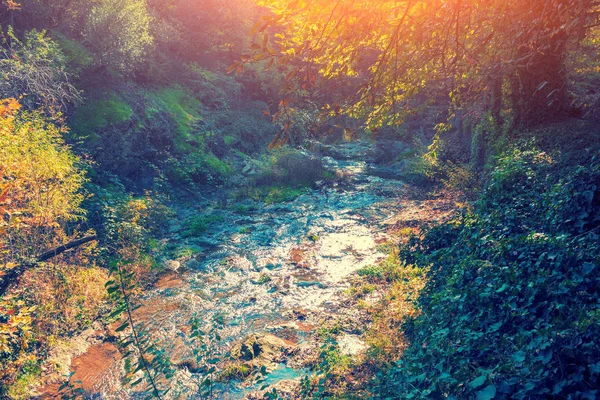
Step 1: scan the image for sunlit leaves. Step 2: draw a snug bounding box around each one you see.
[0,98,86,261]
[84,0,153,74]
[247,0,597,129]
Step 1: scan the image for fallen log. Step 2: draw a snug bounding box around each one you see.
[37,235,97,262]
[0,235,97,296]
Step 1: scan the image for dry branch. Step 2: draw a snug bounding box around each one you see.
[0,234,97,296]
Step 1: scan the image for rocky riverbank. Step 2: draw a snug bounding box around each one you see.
[38,140,458,399]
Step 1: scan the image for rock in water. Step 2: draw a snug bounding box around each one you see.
[164,259,181,272]
[231,334,296,368]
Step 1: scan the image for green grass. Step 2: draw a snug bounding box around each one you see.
[181,214,225,237]
[51,31,93,73]
[147,86,203,151]
[202,152,233,177]
[223,135,239,146]
[71,94,133,136]
[356,264,385,280]
[248,186,308,204]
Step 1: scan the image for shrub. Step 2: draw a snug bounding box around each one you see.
[165,151,232,187]
[0,28,79,114]
[248,186,308,204]
[0,99,86,261]
[400,152,441,187]
[213,100,278,154]
[185,64,241,111]
[356,265,385,280]
[380,145,600,399]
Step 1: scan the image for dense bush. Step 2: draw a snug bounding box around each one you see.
[68,78,275,190]
[380,146,600,399]
[0,99,86,261]
[0,28,80,114]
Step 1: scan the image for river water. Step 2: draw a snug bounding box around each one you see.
[86,141,408,398]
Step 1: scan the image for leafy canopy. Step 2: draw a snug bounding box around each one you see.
[247,0,597,130]
[84,0,154,74]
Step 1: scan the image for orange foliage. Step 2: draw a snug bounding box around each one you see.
[2,0,20,11]
[0,98,21,118]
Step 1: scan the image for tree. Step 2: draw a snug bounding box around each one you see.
[0,27,80,115]
[0,98,92,390]
[148,0,261,67]
[246,0,598,132]
[0,98,86,269]
[83,0,153,74]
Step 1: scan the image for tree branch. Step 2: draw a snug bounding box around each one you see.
[0,234,97,296]
[37,234,96,262]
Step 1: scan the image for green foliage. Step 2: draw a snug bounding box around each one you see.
[181,214,225,238]
[401,139,477,196]
[105,257,173,398]
[248,186,308,204]
[202,153,233,177]
[206,100,278,155]
[83,0,153,74]
[380,145,600,399]
[223,135,238,146]
[6,359,41,400]
[300,335,353,398]
[188,313,229,398]
[148,86,202,149]
[0,28,79,114]
[219,363,251,381]
[166,151,233,187]
[356,265,385,280]
[71,94,133,135]
[185,64,241,110]
[256,274,272,284]
[400,151,441,187]
[50,31,93,75]
[88,188,173,267]
[253,149,328,187]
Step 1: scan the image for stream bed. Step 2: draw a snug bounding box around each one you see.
[65,141,409,399]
